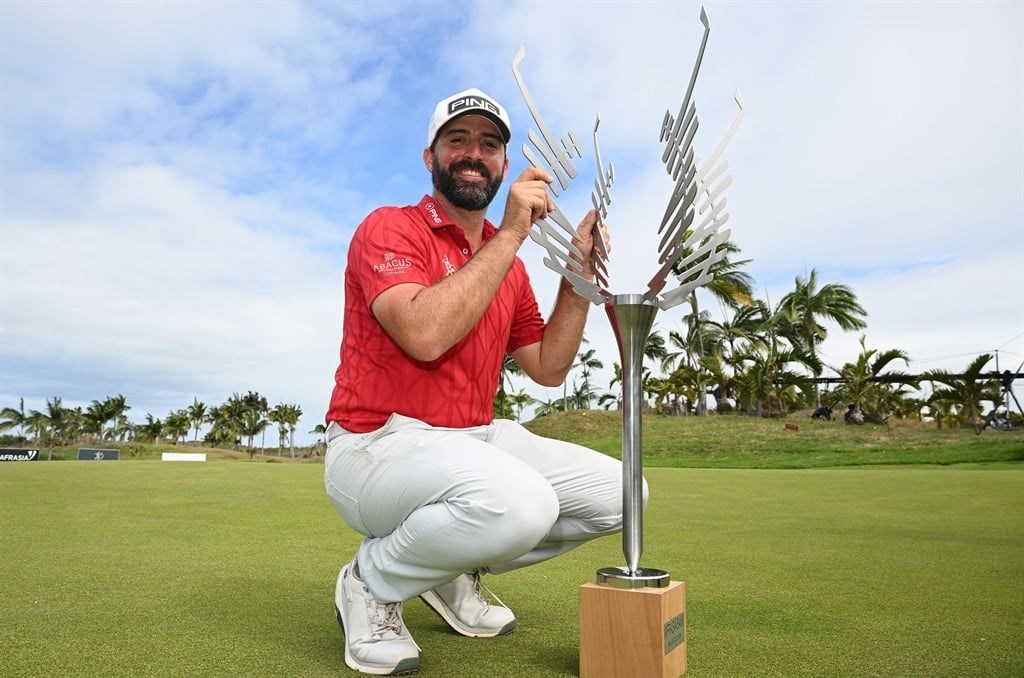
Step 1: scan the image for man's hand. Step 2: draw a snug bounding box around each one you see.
[569,209,611,281]
[500,167,555,240]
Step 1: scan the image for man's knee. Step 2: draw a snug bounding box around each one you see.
[588,475,649,535]
[449,481,559,562]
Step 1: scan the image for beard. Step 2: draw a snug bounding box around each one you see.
[431,157,503,211]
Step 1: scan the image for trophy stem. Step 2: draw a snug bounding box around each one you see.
[606,295,660,575]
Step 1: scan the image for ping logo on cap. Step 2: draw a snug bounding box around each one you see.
[448,95,500,117]
[429,87,510,145]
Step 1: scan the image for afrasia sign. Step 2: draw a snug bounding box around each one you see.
[0,448,40,461]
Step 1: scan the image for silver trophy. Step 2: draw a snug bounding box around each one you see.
[513,6,744,588]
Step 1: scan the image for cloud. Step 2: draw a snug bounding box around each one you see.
[2,0,1021,442]
[2,158,342,418]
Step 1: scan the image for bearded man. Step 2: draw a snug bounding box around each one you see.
[323,87,646,675]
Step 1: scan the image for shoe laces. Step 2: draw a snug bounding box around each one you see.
[368,599,405,639]
[469,571,509,611]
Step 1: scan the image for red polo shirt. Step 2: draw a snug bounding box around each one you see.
[326,195,546,432]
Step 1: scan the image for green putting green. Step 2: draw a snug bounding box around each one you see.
[1,462,1020,676]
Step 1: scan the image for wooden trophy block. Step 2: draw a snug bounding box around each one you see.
[579,580,686,678]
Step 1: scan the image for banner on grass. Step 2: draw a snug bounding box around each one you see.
[77,448,120,461]
[0,448,40,462]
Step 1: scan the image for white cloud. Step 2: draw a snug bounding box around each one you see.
[2,0,1021,442]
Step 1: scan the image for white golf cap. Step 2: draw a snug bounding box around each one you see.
[427,87,512,147]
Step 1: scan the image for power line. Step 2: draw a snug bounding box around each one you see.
[996,332,1024,351]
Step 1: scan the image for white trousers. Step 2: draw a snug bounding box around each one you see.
[324,413,647,603]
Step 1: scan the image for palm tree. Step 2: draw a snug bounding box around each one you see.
[187,398,207,442]
[0,398,28,443]
[240,409,268,457]
[110,413,133,441]
[85,399,112,442]
[663,315,723,415]
[603,364,624,411]
[669,241,754,409]
[777,269,868,406]
[676,241,755,309]
[283,404,303,453]
[607,360,659,412]
[90,394,130,441]
[707,302,768,386]
[269,403,303,457]
[164,410,190,445]
[242,391,269,450]
[643,330,668,367]
[533,397,569,418]
[495,355,526,419]
[597,392,618,410]
[138,414,164,445]
[79,396,126,442]
[25,410,49,451]
[508,390,534,422]
[830,336,914,424]
[107,395,130,436]
[268,405,288,454]
[27,397,68,459]
[923,354,1001,429]
[926,396,961,430]
[207,393,250,449]
[309,423,327,454]
[82,405,104,441]
[690,303,767,413]
[734,345,820,417]
[572,347,604,410]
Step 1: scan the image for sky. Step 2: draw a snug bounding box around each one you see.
[2,0,1022,446]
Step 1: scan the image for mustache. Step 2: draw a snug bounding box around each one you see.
[448,160,492,181]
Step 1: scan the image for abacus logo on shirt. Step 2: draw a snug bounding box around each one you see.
[373,252,413,276]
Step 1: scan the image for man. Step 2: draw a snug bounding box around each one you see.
[324,87,646,675]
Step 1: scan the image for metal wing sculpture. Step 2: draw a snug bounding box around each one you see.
[647,8,745,310]
[512,6,743,311]
[511,7,746,587]
[512,47,612,306]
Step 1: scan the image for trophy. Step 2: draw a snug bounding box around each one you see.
[512,7,744,677]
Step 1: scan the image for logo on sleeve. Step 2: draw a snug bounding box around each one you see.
[373,252,413,276]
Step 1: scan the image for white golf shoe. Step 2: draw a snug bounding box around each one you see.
[335,560,420,675]
[419,571,517,638]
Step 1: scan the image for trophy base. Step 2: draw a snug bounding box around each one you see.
[596,565,671,588]
[579,579,687,677]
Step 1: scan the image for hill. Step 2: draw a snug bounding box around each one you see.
[522,409,1024,469]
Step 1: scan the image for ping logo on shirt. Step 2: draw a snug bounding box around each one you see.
[424,202,443,225]
[373,252,412,276]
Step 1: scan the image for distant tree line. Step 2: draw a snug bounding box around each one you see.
[493,252,1017,431]
[0,392,308,460]
[5,249,1018,455]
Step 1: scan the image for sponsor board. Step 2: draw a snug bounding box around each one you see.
[161,452,206,462]
[77,448,120,461]
[0,448,40,462]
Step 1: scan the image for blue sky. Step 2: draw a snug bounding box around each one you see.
[2,0,1022,444]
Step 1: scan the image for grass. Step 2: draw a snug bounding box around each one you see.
[2,415,1022,676]
[1,453,1022,677]
[524,410,1024,468]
